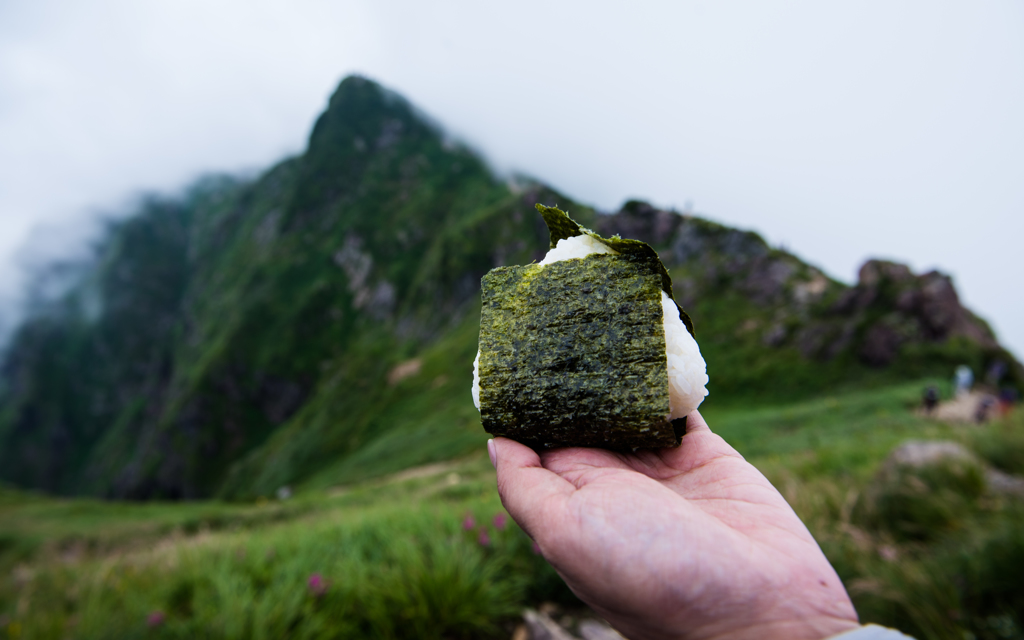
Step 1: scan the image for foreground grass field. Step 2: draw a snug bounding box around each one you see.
[2,380,1022,639]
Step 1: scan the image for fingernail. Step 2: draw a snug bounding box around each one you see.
[487,439,496,469]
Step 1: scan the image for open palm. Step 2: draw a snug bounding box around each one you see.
[491,410,859,640]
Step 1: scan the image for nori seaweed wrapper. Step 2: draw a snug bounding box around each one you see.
[477,204,693,450]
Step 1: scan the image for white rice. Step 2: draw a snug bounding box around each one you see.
[472,234,708,419]
[471,350,481,410]
[660,289,709,419]
[538,233,618,265]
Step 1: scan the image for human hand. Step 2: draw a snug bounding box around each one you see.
[489,410,860,640]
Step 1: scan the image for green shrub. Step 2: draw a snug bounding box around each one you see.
[972,416,1024,476]
[955,509,1024,638]
[854,450,986,542]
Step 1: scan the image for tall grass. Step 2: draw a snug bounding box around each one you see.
[2,381,1022,639]
[0,459,580,639]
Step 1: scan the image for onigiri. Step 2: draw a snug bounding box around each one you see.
[473,205,708,450]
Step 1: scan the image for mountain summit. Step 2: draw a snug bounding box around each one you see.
[1,76,1018,499]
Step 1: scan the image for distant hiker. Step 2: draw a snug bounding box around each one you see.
[986,360,1007,387]
[922,386,939,414]
[999,388,1019,416]
[954,365,974,397]
[975,396,996,423]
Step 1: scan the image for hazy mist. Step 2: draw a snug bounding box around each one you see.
[1,0,1021,356]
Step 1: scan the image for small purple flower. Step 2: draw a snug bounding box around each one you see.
[531,541,541,555]
[308,573,328,597]
[493,513,508,530]
[147,611,165,628]
[478,530,491,546]
[462,515,476,531]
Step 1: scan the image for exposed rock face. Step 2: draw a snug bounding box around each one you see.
[595,202,1019,382]
[625,208,818,310]
[859,322,905,367]
[594,200,682,248]
[333,234,396,320]
[831,260,999,366]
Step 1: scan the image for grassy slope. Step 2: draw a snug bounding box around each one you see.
[3,382,1022,639]
[219,305,488,498]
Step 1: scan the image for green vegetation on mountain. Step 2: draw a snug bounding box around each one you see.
[0,75,1019,502]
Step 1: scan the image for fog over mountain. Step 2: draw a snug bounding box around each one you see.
[1,1,1022,355]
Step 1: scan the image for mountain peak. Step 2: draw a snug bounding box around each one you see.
[309,75,435,155]
[0,78,1018,500]
[290,75,447,221]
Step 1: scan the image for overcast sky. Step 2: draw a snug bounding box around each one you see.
[1,0,1022,357]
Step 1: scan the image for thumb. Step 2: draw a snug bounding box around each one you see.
[490,437,574,543]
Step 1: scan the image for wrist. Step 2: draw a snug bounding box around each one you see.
[698,616,861,640]
[602,609,860,640]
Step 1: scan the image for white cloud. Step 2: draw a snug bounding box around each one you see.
[1,0,1022,358]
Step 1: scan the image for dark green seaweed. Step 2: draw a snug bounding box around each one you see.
[478,205,693,449]
[536,204,693,337]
